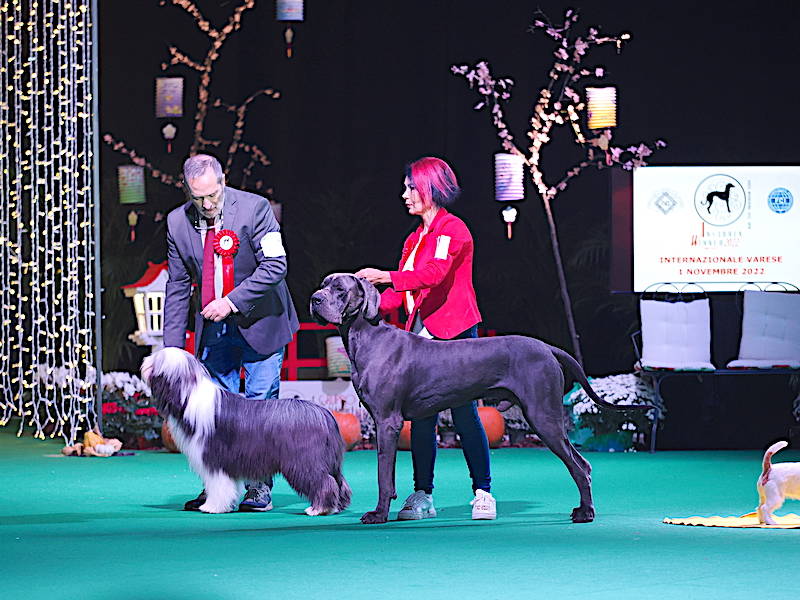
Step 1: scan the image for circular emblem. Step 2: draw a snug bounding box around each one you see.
[767,187,793,214]
[213,229,239,256]
[693,174,745,227]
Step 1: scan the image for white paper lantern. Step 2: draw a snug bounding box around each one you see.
[586,87,617,130]
[276,0,304,58]
[276,0,304,21]
[494,153,525,202]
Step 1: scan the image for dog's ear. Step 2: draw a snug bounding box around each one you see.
[356,276,381,324]
[320,273,336,290]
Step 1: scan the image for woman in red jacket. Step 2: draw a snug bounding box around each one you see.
[356,156,496,521]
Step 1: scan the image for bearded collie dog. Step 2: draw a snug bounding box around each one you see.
[141,347,351,515]
[757,440,800,525]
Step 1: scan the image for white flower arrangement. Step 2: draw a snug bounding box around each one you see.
[564,373,662,451]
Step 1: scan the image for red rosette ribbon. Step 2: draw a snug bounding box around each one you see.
[213,229,239,296]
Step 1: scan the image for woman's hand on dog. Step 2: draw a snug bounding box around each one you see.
[355,268,391,285]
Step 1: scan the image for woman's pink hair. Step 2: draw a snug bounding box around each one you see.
[406,157,461,207]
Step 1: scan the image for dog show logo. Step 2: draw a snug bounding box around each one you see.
[649,188,681,215]
[767,187,793,214]
[693,174,745,226]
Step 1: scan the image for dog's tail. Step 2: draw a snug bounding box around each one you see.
[550,346,656,413]
[760,440,789,486]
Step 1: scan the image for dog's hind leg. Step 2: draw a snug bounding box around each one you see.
[199,471,242,514]
[517,384,595,523]
[758,484,783,525]
[304,473,342,516]
[337,475,353,512]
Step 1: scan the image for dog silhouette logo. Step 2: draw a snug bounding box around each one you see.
[767,188,793,214]
[693,175,745,226]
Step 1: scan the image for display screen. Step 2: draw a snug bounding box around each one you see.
[628,166,799,292]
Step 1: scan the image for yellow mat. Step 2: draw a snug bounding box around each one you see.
[663,512,800,528]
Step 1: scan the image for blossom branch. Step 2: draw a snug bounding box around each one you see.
[101,134,181,188]
[106,0,276,192]
[452,8,666,368]
[162,46,203,72]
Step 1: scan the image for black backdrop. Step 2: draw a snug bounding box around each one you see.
[99,0,800,396]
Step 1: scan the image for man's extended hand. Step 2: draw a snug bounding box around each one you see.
[201,298,233,322]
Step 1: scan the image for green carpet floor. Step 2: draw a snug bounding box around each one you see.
[1,426,798,600]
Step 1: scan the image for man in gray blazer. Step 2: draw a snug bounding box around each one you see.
[163,154,299,512]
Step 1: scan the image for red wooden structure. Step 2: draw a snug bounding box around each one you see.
[185,308,494,381]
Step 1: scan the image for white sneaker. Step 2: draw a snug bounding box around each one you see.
[470,489,497,520]
[397,491,436,520]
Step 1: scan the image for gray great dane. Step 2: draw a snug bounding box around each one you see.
[310,273,653,524]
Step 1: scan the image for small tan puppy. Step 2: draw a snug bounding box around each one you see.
[757,441,800,525]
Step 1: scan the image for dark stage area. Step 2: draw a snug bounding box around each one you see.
[97,0,800,448]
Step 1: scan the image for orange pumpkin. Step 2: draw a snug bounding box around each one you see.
[160,421,180,453]
[332,411,361,450]
[477,406,505,448]
[398,420,413,450]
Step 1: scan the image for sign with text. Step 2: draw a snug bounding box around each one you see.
[633,166,799,292]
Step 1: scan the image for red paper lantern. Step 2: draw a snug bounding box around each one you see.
[478,406,505,448]
[332,411,361,451]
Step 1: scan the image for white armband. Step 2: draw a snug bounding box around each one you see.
[260,231,286,258]
[434,235,451,260]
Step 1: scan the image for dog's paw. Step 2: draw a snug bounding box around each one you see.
[305,506,331,516]
[360,510,388,524]
[571,505,595,523]
[199,502,235,514]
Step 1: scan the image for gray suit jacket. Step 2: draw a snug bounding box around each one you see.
[163,186,299,356]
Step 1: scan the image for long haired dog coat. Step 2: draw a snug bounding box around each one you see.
[757,440,800,525]
[141,347,351,515]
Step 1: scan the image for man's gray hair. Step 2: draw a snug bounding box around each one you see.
[183,154,224,182]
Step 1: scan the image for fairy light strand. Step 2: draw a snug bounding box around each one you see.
[0,0,98,444]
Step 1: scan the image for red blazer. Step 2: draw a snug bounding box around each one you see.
[379,208,481,339]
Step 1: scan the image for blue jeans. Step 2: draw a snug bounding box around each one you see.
[410,324,492,494]
[199,319,284,492]
[199,319,283,399]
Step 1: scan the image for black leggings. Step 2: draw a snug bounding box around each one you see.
[410,325,491,494]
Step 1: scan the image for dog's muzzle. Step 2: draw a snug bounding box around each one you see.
[310,290,338,325]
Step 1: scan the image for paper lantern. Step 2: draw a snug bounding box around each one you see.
[325,335,351,378]
[155,77,184,118]
[276,0,304,58]
[494,153,525,202]
[501,205,518,240]
[276,0,304,21]
[586,86,617,130]
[117,165,146,204]
[161,123,177,154]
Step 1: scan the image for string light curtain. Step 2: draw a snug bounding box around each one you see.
[0,0,100,443]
